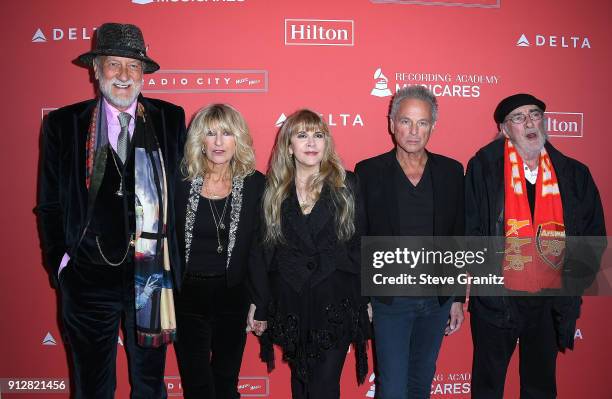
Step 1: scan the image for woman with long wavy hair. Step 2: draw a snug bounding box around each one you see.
[248,109,370,398]
[174,104,265,398]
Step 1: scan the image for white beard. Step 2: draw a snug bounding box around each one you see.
[98,75,143,109]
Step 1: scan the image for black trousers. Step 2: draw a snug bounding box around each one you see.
[470,298,558,399]
[289,341,350,399]
[174,275,249,399]
[59,260,167,399]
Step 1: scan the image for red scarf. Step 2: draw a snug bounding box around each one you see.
[503,139,565,292]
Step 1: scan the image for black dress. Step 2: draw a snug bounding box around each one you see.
[250,172,369,397]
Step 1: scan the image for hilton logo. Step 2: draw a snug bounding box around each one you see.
[545,112,583,138]
[285,19,354,46]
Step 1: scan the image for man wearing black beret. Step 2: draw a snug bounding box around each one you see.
[36,23,186,398]
[465,93,606,398]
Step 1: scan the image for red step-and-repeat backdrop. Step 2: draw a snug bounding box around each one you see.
[1,0,611,397]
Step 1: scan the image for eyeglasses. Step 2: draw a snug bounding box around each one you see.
[505,110,544,125]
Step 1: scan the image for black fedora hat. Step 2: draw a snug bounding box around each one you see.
[77,22,159,74]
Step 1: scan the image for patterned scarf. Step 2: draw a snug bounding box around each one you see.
[503,139,565,292]
[86,99,176,347]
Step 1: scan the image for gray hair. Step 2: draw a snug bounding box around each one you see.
[389,85,438,122]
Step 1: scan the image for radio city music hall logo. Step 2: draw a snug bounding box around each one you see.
[285,19,354,46]
[142,69,268,93]
[238,377,269,397]
[164,376,269,397]
[545,112,583,138]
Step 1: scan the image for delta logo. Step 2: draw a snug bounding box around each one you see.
[545,112,583,138]
[274,112,364,128]
[285,19,354,46]
[42,332,57,346]
[516,33,591,49]
[32,27,96,43]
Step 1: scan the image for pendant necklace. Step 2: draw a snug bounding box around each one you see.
[110,150,124,197]
[208,195,230,253]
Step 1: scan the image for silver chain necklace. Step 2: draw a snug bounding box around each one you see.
[97,149,133,265]
[208,195,230,253]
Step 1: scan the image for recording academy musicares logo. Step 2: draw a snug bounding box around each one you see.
[142,69,268,93]
[32,27,96,43]
[369,0,499,8]
[516,33,591,49]
[545,112,583,138]
[274,112,364,128]
[164,376,269,397]
[285,19,354,46]
[369,67,499,99]
[371,68,392,98]
[431,371,471,395]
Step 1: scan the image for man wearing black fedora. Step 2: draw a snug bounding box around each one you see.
[465,93,606,398]
[36,23,186,398]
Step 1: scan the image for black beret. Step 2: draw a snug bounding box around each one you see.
[494,93,546,124]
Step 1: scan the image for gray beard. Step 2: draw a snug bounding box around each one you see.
[98,76,142,109]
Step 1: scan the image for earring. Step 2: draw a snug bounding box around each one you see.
[201,146,206,155]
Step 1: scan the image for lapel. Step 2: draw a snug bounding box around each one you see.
[79,100,105,231]
[226,175,245,268]
[140,97,166,166]
[282,184,333,252]
[380,150,401,235]
[428,152,444,235]
[307,184,334,241]
[493,141,506,233]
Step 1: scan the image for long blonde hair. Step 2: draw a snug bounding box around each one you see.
[262,109,355,244]
[181,104,255,180]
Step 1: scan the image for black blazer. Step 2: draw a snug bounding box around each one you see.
[355,149,465,304]
[175,171,265,289]
[36,95,186,288]
[249,172,365,320]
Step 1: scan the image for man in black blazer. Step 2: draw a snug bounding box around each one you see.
[36,23,186,399]
[355,86,465,399]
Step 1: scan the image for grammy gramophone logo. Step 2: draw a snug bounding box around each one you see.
[370,68,392,98]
